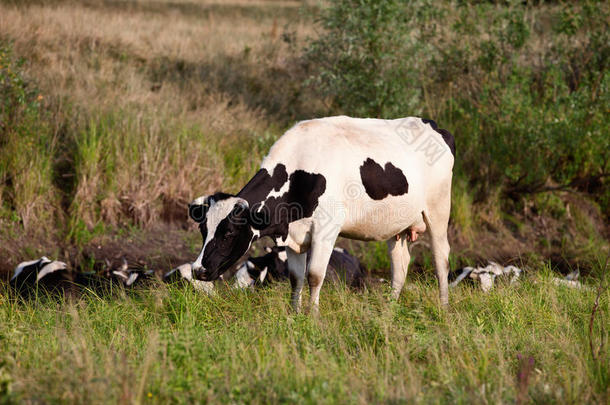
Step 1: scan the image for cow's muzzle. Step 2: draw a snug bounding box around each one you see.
[193,266,217,281]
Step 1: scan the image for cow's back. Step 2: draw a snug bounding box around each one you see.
[262,116,454,194]
[261,116,454,241]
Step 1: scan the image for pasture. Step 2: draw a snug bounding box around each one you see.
[1,269,609,403]
[0,0,608,403]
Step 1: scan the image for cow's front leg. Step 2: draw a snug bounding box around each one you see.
[387,232,411,300]
[286,247,307,313]
[307,232,338,316]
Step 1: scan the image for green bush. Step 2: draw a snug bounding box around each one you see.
[305,0,609,213]
[305,0,427,118]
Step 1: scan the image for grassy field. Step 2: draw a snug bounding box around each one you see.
[1,269,608,404]
[0,0,609,403]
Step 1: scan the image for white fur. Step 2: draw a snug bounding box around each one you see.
[125,272,139,287]
[277,250,287,262]
[112,270,129,282]
[11,257,50,281]
[36,261,67,282]
[234,261,255,289]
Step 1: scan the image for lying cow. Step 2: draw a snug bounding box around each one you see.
[10,257,68,291]
[233,246,289,288]
[189,116,454,312]
[234,246,366,289]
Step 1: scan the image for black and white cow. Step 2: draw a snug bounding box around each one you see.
[234,246,366,289]
[233,246,289,288]
[10,257,69,289]
[189,116,454,312]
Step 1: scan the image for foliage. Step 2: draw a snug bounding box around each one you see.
[305,0,424,118]
[306,0,610,212]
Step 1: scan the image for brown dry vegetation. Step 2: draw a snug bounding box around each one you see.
[0,0,608,276]
[0,0,321,270]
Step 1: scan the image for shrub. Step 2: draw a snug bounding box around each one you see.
[305,1,609,213]
[305,0,428,118]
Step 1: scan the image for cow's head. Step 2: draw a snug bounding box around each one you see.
[189,193,257,281]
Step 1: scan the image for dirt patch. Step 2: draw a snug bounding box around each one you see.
[70,224,198,273]
[0,222,198,282]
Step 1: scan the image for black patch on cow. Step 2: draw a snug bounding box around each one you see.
[359,158,408,200]
[189,203,206,223]
[238,164,288,206]
[421,118,456,158]
[246,169,327,240]
[197,203,254,281]
[210,192,234,203]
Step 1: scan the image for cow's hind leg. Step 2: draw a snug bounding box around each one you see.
[387,233,411,300]
[286,247,307,313]
[423,199,451,306]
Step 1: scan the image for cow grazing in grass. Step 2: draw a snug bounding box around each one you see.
[189,116,454,312]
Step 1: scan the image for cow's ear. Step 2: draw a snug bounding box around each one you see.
[234,198,249,211]
[228,198,250,225]
[229,198,249,216]
[188,195,209,223]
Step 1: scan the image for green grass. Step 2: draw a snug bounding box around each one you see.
[1,269,608,404]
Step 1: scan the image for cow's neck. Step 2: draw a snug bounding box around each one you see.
[237,165,287,206]
[237,165,288,239]
[237,163,326,242]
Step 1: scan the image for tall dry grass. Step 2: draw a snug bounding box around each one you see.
[0,0,317,232]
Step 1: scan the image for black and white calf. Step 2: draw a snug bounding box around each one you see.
[234,246,366,289]
[325,247,366,289]
[189,116,454,311]
[233,246,289,288]
[10,257,69,290]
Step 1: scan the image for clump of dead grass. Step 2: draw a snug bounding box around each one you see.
[0,0,317,232]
